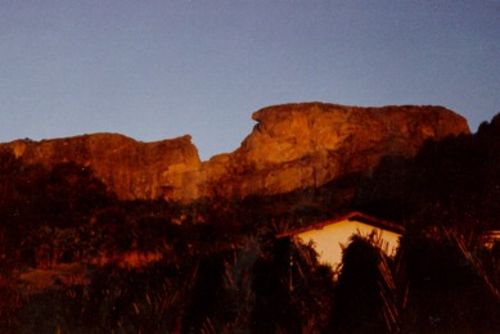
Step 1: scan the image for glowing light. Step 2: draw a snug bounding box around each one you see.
[295,220,401,269]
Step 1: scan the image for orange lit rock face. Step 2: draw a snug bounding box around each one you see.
[3,133,201,200]
[1,103,470,201]
[206,103,470,198]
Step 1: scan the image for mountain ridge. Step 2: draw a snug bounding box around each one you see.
[0,102,470,202]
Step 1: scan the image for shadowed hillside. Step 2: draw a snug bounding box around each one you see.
[0,111,499,333]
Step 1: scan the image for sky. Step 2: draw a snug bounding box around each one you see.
[1,1,499,160]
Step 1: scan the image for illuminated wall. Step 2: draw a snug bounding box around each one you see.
[295,220,402,270]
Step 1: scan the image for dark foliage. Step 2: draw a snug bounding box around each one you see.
[329,235,399,333]
[399,228,500,333]
[1,113,500,332]
[355,112,500,233]
[251,237,335,333]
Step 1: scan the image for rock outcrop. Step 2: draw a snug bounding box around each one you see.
[0,103,470,201]
[1,133,201,200]
[205,103,470,199]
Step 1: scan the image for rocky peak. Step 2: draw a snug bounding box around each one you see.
[206,103,469,198]
[0,102,470,202]
[2,133,201,200]
[241,103,469,166]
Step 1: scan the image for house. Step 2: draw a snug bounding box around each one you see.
[480,230,500,250]
[277,211,405,270]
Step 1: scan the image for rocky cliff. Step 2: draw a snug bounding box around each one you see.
[1,133,201,200]
[0,103,470,201]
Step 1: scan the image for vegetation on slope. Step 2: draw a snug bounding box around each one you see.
[0,113,499,332]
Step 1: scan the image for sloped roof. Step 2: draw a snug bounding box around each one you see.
[277,211,405,238]
[481,230,500,239]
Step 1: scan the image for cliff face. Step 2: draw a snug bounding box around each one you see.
[2,134,201,200]
[207,103,470,199]
[1,103,470,201]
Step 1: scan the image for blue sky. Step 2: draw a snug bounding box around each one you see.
[1,1,499,159]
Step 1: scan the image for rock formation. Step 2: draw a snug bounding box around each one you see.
[1,133,201,200]
[0,102,470,202]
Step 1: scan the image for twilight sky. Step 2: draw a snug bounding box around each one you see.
[1,1,499,159]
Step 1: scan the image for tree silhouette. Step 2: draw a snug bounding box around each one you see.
[329,234,399,333]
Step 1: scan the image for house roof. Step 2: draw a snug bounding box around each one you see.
[481,230,500,238]
[277,211,405,238]
[480,230,500,243]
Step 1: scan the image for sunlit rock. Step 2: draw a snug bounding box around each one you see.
[0,102,470,202]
